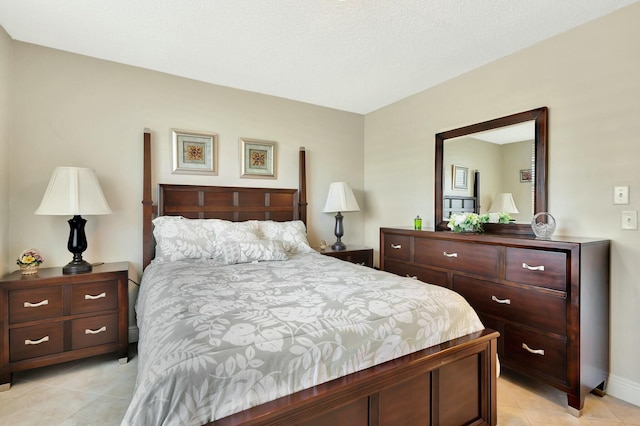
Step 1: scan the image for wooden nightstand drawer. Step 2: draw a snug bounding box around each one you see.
[319,246,373,267]
[453,275,567,335]
[71,281,118,314]
[414,239,499,277]
[10,323,64,362]
[71,314,118,350]
[9,287,63,324]
[505,248,567,291]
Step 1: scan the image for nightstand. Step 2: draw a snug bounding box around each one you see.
[0,261,129,391]
[318,246,373,267]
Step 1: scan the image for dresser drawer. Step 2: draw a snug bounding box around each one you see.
[453,276,566,335]
[9,287,63,324]
[383,235,410,261]
[10,322,64,361]
[505,248,567,291]
[71,314,118,350]
[414,239,499,277]
[71,281,118,314]
[504,324,567,383]
[384,260,450,288]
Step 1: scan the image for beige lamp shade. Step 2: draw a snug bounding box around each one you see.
[322,182,360,213]
[489,193,519,214]
[35,167,112,216]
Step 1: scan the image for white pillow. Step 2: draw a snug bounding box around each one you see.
[152,216,221,261]
[213,240,289,265]
[259,220,314,254]
[212,220,262,242]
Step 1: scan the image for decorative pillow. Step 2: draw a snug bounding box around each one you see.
[259,220,314,254]
[213,240,289,265]
[152,216,221,261]
[212,220,262,242]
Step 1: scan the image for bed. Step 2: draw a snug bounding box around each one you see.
[125,130,498,426]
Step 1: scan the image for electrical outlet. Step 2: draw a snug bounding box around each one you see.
[614,186,629,204]
[621,211,637,230]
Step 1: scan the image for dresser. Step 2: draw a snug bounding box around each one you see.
[0,262,129,390]
[318,246,374,267]
[380,228,610,413]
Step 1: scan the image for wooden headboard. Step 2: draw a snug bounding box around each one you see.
[443,195,478,219]
[142,129,308,269]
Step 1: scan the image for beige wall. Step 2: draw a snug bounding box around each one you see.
[0,26,11,275]
[7,42,364,340]
[364,2,640,405]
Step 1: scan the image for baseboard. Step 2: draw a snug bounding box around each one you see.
[128,326,139,343]
[607,373,640,407]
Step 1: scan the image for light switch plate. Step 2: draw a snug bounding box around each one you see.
[621,211,637,230]
[614,186,629,204]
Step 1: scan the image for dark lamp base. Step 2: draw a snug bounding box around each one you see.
[331,241,346,251]
[63,260,93,275]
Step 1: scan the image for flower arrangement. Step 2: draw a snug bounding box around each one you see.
[448,212,513,233]
[448,213,483,233]
[17,249,44,267]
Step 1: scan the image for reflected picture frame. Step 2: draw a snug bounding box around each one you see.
[172,129,218,175]
[520,168,533,183]
[453,165,469,190]
[240,138,277,179]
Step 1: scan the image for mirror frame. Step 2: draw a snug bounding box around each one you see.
[435,107,548,235]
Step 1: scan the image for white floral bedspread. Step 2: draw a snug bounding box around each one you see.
[122,252,484,426]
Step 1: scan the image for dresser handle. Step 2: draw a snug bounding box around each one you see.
[491,295,511,305]
[443,252,458,258]
[85,292,107,300]
[406,274,418,279]
[522,343,545,356]
[522,263,545,271]
[391,244,402,249]
[85,326,107,335]
[25,336,49,345]
[24,299,49,308]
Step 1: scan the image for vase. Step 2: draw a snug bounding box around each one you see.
[20,264,39,275]
[531,212,556,239]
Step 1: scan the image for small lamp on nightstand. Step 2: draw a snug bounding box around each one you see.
[323,182,360,251]
[35,167,112,274]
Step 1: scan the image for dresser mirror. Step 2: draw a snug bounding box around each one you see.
[435,107,548,234]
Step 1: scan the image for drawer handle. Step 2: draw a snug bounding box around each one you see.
[443,252,458,258]
[85,292,107,300]
[25,336,49,345]
[522,263,545,271]
[406,274,418,279]
[85,326,107,335]
[24,299,49,308]
[522,343,545,356]
[391,244,402,249]
[491,295,511,305]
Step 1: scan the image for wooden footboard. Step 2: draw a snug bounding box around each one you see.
[211,328,498,426]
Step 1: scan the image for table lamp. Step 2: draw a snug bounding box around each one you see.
[322,182,360,250]
[35,167,112,274]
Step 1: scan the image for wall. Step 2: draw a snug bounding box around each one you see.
[7,42,364,339]
[0,26,10,275]
[364,2,640,405]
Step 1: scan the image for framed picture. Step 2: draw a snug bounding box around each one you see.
[240,138,277,178]
[452,165,469,190]
[520,169,533,183]
[172,129,218,175]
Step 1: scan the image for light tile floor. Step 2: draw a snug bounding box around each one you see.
[1,344,639,425]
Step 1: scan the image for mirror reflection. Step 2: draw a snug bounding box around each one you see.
[443,121,535,223]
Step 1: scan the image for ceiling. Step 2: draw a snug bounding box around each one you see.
[0,0,637,114]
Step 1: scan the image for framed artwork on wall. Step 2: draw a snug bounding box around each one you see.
[453,165,469,190]
[520,169,533,183]
[172,129,218,175]
[240,138,277,178]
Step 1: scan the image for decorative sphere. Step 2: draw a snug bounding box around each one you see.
[531,212,556,240]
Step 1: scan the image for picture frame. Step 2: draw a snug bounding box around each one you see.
[452,165,469,190]
[172,129,218,175]
[520,168,533,183]
[240,138,277,179]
